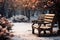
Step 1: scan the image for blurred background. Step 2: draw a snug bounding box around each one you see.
[0,0,49,22]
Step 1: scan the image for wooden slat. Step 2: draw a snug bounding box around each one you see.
[45,14,55,16]
[45,16,54,19]
[44,19,53,23]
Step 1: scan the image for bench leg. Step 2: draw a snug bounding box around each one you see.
[38,29,41,37]
[32,28,35,34]
[44,30,46,34]
[50,30,52,34]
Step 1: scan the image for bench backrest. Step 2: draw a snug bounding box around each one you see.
[44,14,55,23]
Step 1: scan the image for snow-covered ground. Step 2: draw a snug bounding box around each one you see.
[11,22,60,40]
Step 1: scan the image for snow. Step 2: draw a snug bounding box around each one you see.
[11,22,60,40]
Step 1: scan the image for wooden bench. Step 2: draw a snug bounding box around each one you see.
[32,14,55,36]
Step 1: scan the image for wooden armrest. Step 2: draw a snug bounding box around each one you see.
[32,20,44,25]
[32,20,38,23]
[38,22,50,24]
[32,20,43,22]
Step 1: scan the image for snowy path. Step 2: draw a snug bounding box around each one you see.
[11,22,60,40]
[12,22,32,35]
